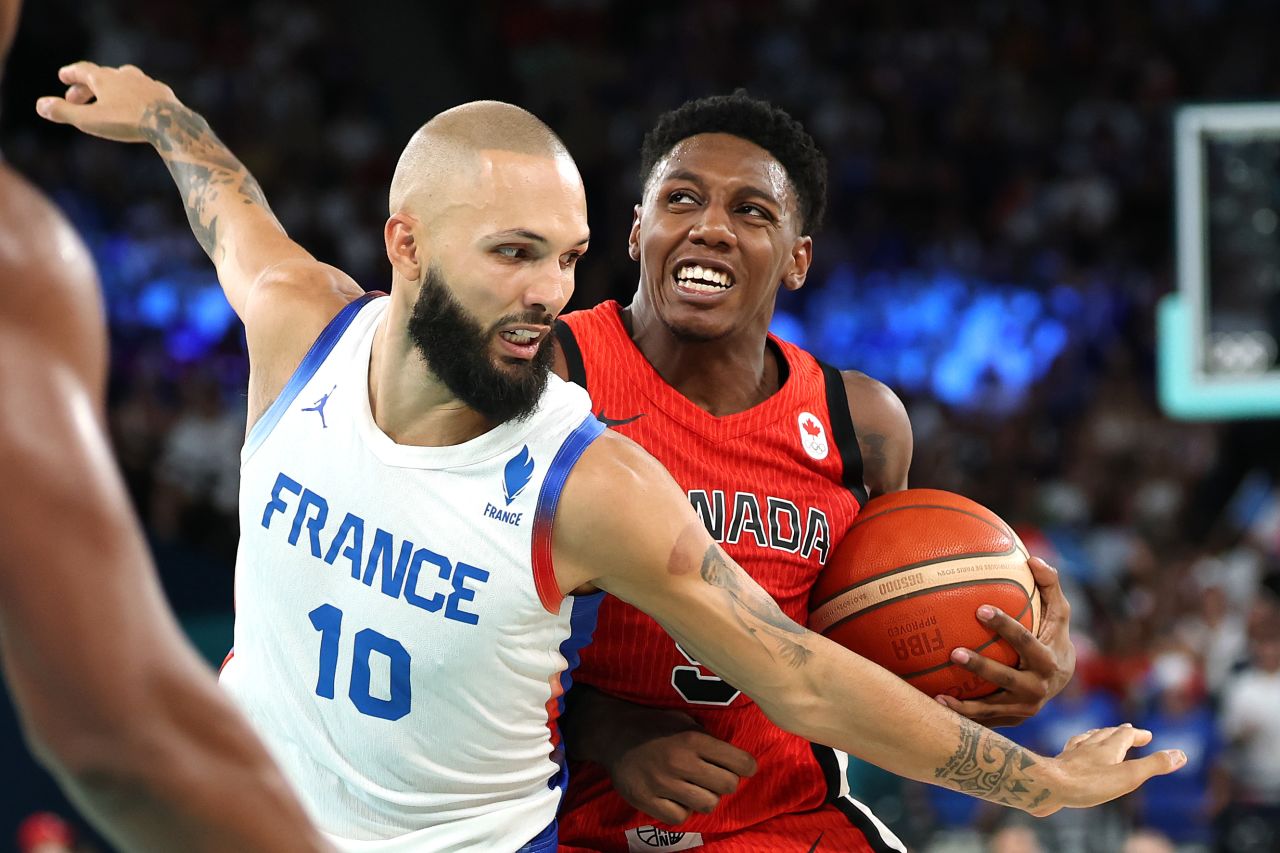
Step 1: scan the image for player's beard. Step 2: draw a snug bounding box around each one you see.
[406,264,554,424]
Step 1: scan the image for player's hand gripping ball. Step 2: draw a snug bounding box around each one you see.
[809,489,1041,699]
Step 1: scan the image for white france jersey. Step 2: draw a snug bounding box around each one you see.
[220,293,604,853]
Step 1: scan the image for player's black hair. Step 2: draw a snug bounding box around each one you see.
[639,90,828,233]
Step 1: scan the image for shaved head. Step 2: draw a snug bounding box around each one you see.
[389,101,574,220]
[380,99,589,425]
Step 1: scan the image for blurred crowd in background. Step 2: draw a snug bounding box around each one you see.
[5,1,1280,851]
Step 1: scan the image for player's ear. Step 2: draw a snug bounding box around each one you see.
[385,213,423,282]
[627,205,641,261]
[781,235,812,292]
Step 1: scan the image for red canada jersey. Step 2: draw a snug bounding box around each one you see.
[555,301,879,850]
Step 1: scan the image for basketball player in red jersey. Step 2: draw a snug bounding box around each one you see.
[43,67,1167,851]
[2,9,327,849]
[552,93,1077,851]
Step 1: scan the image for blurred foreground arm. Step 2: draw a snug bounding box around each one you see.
[0,167,328,852]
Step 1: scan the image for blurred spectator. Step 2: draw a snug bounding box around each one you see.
[1122,828,1176,853]
[16,813,73,853]
[149,367,243,560]
[1175,580,1249,699]
[989,823,1044,853]
[1133,646,1223,850]
[1217,624,1280,852]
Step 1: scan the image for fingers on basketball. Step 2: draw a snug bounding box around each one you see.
[810,488,1041,701]
[1028,557,1072,625]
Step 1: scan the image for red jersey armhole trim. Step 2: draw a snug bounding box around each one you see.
[532,537,563,614]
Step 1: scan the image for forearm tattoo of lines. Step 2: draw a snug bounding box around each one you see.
[140,100,273,258]
[699,544,812,667]
[936,721,1051,809]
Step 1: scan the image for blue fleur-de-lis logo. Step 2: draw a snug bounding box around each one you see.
[503,445,535,506]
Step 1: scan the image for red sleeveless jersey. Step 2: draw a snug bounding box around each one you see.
[555,302,889,851]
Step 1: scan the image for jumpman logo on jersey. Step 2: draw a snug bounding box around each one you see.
[301,385,337,429]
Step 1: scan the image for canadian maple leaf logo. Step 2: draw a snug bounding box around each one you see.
[802,418,822,437]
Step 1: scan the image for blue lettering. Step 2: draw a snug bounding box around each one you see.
[266,476,491,623]
[324,513,366,579]
[445,562,490,625]
[289,489,330,558]
[262,473,303,529]
[362,529,415,598]
[482,502,522,526]
[404,548,449,613]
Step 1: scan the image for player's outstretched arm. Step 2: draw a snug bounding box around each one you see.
[843,369,1076,726]
[553,431,1185,816]
[0,168,330,852]
[37,62,364,428]
[36,62,332,321]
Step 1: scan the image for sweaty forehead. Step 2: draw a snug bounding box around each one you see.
[649,133,793,209]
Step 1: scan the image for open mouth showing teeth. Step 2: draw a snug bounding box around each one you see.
[675,264,733,293]
[499,329,541,344]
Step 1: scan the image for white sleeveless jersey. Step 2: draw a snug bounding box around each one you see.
[220,293,604,852]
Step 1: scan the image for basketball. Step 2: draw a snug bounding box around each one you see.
[808,488,1041,699]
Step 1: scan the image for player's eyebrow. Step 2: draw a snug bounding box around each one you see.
[662,169,782,207]
[486,228,591,248]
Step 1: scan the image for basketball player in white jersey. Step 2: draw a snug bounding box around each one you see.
[0,6,329,852]
[40,63,1188,852]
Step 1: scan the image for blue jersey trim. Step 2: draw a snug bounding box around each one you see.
[530,413,606,612]
[243,292,381,458]
[538,413,605,521]
[547,589,603,795]
[516,820,558,853]
[530,413,606,795]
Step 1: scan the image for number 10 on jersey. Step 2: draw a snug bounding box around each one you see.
[309,603,412,721]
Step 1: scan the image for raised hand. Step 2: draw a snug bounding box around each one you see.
[938,556,1075,726]
[36,62,179,143]
[35,60,312,315]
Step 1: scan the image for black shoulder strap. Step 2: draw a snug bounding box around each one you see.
[819,361,869,508]
[554,319,588,388]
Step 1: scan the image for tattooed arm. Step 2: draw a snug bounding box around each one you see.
[38,62,363,424]
[553,430,1185,816]
[36,62,331,318]
[843,370,912,497]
